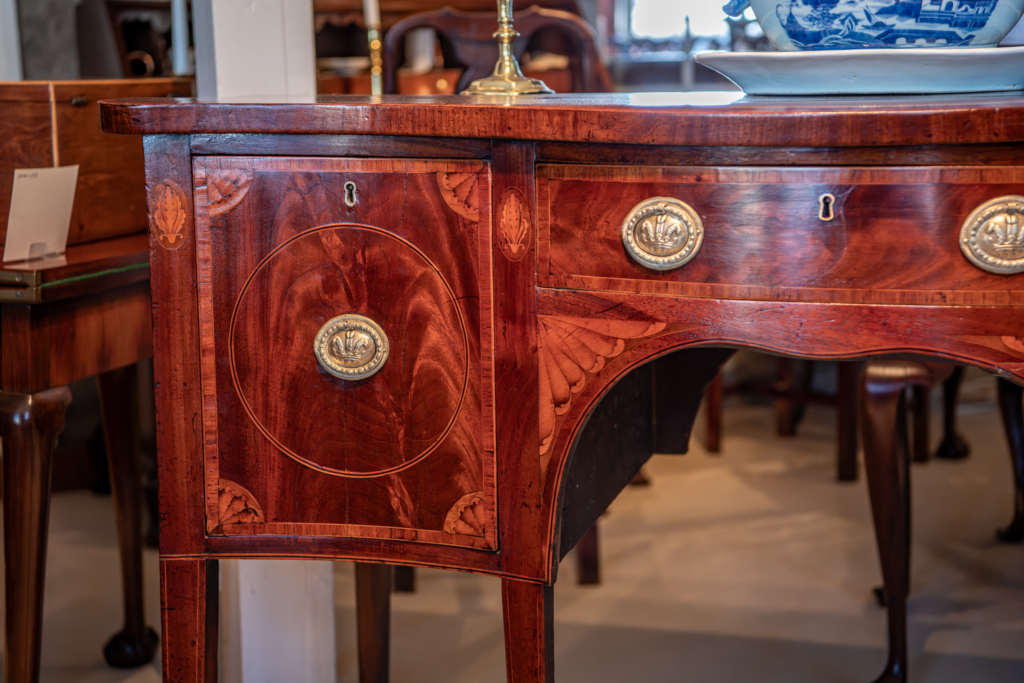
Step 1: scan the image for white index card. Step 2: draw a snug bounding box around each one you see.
[4,165,79,263]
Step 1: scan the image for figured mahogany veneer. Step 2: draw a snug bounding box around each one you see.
[100,94,1024,683]
[192,157,495,550]
[539,165,1024,305]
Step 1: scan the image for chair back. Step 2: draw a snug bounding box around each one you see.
[382,6,613,94]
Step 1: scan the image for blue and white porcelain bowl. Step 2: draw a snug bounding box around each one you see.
[725,0,1024,50]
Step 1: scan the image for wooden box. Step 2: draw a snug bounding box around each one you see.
[0,78,192,248]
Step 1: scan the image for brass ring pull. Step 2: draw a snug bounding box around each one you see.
[960,195,1024,275]
[621,197,704,271]
[314,314,389,380]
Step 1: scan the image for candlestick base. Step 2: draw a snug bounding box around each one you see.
[462,72,554,95]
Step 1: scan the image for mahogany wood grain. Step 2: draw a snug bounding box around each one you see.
[355,563,392,683]
[98,364,159,667]
[144,135,207,557]
[189,133,490,159]
[490,141,544,580]
[0,100,52,244]
[539,165,1024,305]
[0,387,72,683]
[501,580,554,683]
[0,232,149,286]
[997,378,1024,543]
[536,141,1024,167]
[194,156,495,550]
[160,559,218,683]
[100,92,1024,147]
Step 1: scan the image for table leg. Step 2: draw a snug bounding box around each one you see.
[98,365,159,666]
[862,363,928,683]
[837,362,862,481]
[356,563,392,683]
[910,385,930,464]
[703,372,723,454]
[996,378,1024,543]
[935,367,970,460]
[501,580,554,683]
[575,524,600,585]
[161,558,218,682]
[0,387,72,683]
[393,565,416,593]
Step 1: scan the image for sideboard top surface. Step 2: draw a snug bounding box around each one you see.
[100,92,1024,148]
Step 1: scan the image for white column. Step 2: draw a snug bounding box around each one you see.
[190,3,331,682]
[0,0,23,80]
[192,0,316,99]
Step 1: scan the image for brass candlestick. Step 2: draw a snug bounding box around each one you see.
[462,0,554,95]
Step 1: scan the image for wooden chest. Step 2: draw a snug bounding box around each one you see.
[0,78,192,248]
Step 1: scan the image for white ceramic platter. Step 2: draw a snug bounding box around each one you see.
[695,47,1024,95]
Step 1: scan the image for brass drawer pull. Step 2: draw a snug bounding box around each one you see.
[314,314,389,380]
[961,195,1024,275]
[621,197,704,271]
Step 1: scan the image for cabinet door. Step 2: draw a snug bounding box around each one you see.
[193,157,495,551]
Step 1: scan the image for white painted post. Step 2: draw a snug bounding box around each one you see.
[0,0,23,81]
[192,0,316,100]
[189,3,332,682]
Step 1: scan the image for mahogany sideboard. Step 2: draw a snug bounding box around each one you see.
[100,92,1024,682]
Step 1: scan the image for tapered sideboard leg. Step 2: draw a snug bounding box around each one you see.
[575,524,600,585]
[356,562,392,683]
[161,559,219,683]
[837,361,863,481]
[862,363,928,683]
[0,386,72,683]
[98,364,159,666]
[996,378,1024,543]
[501,579,554,683]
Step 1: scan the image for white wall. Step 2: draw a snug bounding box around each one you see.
[0,0,23,80]
[192,0,316,99]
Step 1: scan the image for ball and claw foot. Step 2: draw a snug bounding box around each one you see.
[103,627,159,668]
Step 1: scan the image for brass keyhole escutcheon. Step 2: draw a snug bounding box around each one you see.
[818,193,835,222]
[314,314,389,380]
[621,197,704,271]
[344,181,358,208]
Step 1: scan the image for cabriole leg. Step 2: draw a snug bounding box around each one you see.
[997,377,1024,543]
[862,362,929,683]
[0,387,72,683]
[98,364,159,666]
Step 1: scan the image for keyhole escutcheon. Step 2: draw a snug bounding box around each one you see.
[344,181,358,208]
[818,193,835,222]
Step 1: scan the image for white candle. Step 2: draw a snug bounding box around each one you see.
[364,0,380,29]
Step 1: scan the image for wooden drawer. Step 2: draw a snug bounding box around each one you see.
[190,156,496,550]
[538,165,1024,305]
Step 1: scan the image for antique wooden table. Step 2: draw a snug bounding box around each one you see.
[101,92,1024,683]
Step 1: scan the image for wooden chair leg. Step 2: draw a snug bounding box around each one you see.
[161,559,218,683]
[703,371,723,453]
[356,563,392,683]
[775,357,808,437]
[501,579,554,683]
[862,362,928,683]
[837,362,862,481]
[393,565,416,593]
[97,365,159,667]
[996,378,1024,543]
[0,387,72,683]
[575,524,600,585]
[910,385,930,464]
[935,366,970,460]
